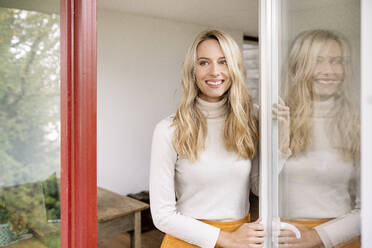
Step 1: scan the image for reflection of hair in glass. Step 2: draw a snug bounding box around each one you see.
[172,29,258,162]
[286,29,359,161]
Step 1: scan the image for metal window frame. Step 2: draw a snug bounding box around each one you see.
[259,0,279,247]
[361,0,372,246]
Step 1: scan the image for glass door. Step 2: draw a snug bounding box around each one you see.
[0,1,61,247]
[260,0,369,247]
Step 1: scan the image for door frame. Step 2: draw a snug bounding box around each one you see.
[60,0,97,247]
[361,0,372,245]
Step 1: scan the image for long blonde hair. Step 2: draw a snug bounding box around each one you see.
[286,30,359,161]
[172,29,258,162]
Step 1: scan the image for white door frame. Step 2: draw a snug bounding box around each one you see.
[361,0,372,246]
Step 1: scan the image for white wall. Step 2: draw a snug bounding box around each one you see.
[97,8,243,195]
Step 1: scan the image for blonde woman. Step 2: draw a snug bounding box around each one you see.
[274,30,360,248]
[150,30,265,247]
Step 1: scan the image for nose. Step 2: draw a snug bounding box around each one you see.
[209,62,221,76]
[318,60,336,74]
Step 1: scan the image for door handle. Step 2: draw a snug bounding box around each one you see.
[272,218,301,246]
[277,222,301,238]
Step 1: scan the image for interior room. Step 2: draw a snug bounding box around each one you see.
[0,0,368,247]
[96,0,360,247]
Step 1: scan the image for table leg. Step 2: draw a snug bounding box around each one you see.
[130,211,141,248]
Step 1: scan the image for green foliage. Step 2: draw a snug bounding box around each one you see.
[0,195,10,224]
[1,176,61,242]
[9,212,27,231]
[41,173,60,220]
[0,7,61,246]
[0,183,43,229]
[0,7,60,187]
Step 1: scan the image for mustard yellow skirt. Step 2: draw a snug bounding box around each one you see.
[160,216,250,248]
[282,218,360,248]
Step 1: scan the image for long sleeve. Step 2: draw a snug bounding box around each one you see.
[149,118,220,248]
[249,154,259,196]
[278,148,292,173]
[314,162,361,248]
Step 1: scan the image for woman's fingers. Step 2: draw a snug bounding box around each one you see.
[230,219,266,247]
[254,230,265,237]
[247,236,265,243]
[273,109,290,118]
[247,224,264,232]
[253,218,262,224]
[274,102,290,111]
[248,244,264,248]
[273,97,290,121]
[272,106,290,119]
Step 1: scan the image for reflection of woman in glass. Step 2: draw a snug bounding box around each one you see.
[275,30,360,248]
[150,30,264,247]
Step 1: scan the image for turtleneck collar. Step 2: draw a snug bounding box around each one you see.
[312,96,336,118]
[196,97,227,119]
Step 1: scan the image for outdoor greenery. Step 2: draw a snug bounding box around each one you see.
[0,7,60,187]
[0,178,61,246]
[0,195,10,224]
[41,173,60,221]
[0,6,61,247]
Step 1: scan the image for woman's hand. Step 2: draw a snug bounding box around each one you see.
[272,97,291,155]
[216,218,265,248]
[278,225,324,248]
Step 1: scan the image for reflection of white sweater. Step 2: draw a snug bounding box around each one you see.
[279,99,360,248]
[149,97,259,248]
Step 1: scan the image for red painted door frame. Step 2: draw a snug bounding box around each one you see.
[60,0,97,247]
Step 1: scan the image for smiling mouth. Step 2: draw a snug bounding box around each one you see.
[206,80,224,86]
[315,79,341,85]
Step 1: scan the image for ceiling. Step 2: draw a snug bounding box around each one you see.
[0,0,259,36]
[98,0,259,37]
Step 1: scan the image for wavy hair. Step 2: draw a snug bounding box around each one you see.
[172,29,258,162]
[286,29,359,161]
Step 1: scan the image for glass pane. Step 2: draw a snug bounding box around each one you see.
[0,3,60,248]
[276,0,361,247]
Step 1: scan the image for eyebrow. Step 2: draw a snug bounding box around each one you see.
[197,56,226,60]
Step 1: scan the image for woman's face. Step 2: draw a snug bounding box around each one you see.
[312,40,344,100]
[195,39,231,102]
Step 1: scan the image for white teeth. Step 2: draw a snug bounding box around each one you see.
[316,80,340,84]
[206,80,223,85]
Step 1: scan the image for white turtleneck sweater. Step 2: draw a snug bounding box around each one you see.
[279,98,360,248]
[149,98,259,248]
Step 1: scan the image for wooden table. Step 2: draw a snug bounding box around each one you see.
[97,187,149,248]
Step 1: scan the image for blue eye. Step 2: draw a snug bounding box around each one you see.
[219,60,227,65]
[199,60,209,66]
